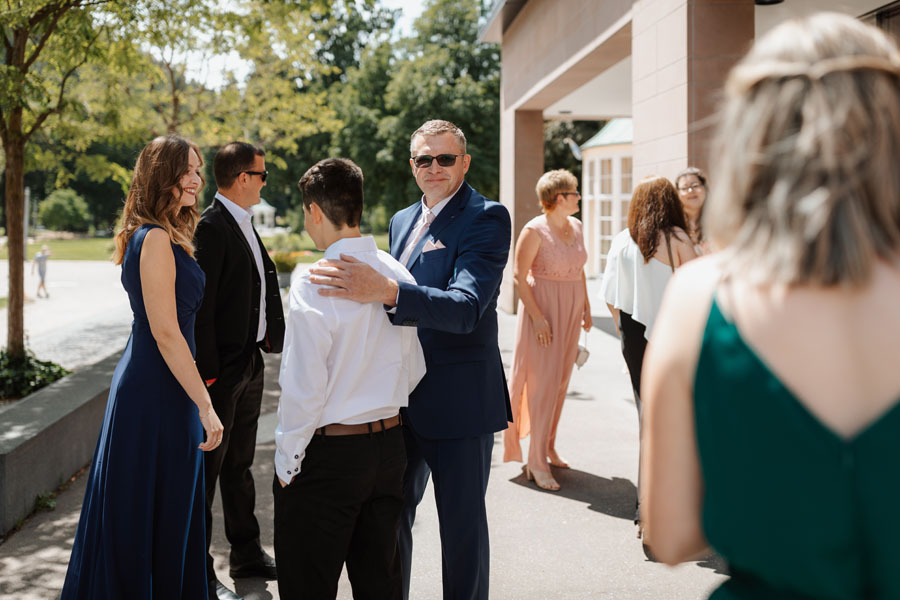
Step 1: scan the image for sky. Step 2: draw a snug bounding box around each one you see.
[381,0,425,35]
[184,1,425,89]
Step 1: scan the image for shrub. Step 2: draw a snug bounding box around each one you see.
[0,349,71,400]
[266,232,306,253]
[270,251,300,273]
[39,189,91,232]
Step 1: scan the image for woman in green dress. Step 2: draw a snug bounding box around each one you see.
[641,13,900,599]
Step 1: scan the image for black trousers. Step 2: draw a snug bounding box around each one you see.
[204,348,265,580]
[273,424,407,600]
[619,311,647,411]
[619,311,647,522]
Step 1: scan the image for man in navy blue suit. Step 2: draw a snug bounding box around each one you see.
[309,120,512,599]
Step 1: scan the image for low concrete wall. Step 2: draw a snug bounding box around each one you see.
[0,352,120,535]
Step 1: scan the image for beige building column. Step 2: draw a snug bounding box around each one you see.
[632,0,754,180]
[498,108,543,314]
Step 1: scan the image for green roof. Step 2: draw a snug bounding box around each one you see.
[581,118,632,149]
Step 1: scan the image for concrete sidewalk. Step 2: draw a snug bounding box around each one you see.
[0,272,726,599]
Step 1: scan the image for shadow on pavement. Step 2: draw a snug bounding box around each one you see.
[509,468,637,520]
[696,553,729,575]
[592,315,619,338]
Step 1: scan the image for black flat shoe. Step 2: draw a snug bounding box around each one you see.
[229,550,277,579]
[210,579,243,600]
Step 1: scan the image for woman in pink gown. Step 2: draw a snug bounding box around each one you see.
[504,169,591,491]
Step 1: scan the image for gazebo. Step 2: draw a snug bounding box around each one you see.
[251,198,276,230]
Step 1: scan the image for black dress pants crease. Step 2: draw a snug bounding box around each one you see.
[619,310,647,523]
[205,348,265,580]
[273,424,407,600]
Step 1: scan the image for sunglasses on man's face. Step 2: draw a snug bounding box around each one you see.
[411,154,465,169]
[239,170,268,182]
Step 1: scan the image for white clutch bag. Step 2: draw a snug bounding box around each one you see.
[575,331,589,369]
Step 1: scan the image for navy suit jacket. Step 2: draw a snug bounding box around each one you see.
[390,181,513,440]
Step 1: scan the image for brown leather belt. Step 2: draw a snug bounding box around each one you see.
[314,414,402,437]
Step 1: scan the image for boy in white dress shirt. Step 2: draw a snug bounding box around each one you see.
[273,158,425,600]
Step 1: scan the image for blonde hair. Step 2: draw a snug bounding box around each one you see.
[409,120,467,154]
[112,136,203,264]
[535,169,578,212]
[705,12,900,286]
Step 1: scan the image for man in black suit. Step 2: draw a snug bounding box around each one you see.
[194,141,285,600]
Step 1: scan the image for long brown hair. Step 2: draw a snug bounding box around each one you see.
[112,136,204,264]
[628,176,687,263]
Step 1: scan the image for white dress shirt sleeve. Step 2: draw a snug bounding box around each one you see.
[275,282,333,483]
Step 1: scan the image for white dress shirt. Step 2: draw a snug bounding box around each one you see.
[216,192,267,342]
[274,236,426,482]
[397,189,455,267]
[393,184,461,305]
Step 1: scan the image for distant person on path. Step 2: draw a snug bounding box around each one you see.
[273,158,425,600]
[599,176,697,537]
[642,13,900,599]
[503,169,591,492]
[674,167,709,254]
[194,141,285,600]
[61,135,224,599]
[32,244,50,298]
[308,120,512,600]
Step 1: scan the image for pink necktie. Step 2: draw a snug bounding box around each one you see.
[399,209,435,267]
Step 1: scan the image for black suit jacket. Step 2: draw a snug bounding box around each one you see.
[194,197,285,383]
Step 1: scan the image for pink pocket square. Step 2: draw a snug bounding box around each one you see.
[422,239,446,253]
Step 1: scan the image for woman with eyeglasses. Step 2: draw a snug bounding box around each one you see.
[642,13,900,598]
[599,175,697,536]
[503,169,591,492]
[675,167,708,254]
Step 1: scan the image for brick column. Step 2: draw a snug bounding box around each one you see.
[632,0,753,180]
[498,108,543,314]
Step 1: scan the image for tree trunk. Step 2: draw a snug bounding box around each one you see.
[4,135,26,359]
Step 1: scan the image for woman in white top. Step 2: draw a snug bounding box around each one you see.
[600,176,697,404]
[599,175,696,540]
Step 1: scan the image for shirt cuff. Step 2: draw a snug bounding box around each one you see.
[387,287,400,314]
[274,449,302,483]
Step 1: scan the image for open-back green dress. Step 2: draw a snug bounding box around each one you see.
[694,299,900,599]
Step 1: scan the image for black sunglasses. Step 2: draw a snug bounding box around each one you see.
[239,170,268,182]
[412,154,464,169]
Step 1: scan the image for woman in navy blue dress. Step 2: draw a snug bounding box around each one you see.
[61,136,224,599]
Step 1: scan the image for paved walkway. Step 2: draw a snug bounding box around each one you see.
[0,261,726,598]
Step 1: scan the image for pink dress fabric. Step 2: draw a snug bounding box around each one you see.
[503,215,587,472]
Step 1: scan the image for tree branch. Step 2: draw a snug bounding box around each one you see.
[24,2,76,71]
[23,26,101,143]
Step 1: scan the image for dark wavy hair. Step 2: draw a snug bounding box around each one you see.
[628,176,688,263]
[112,136,203,264]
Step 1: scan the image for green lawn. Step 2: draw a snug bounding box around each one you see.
[0,232,389,263]
[0,297,7,309]
[0,237,116,261]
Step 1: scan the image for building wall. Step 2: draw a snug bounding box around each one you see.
[631,0,754,181]
[501,0,632,111]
